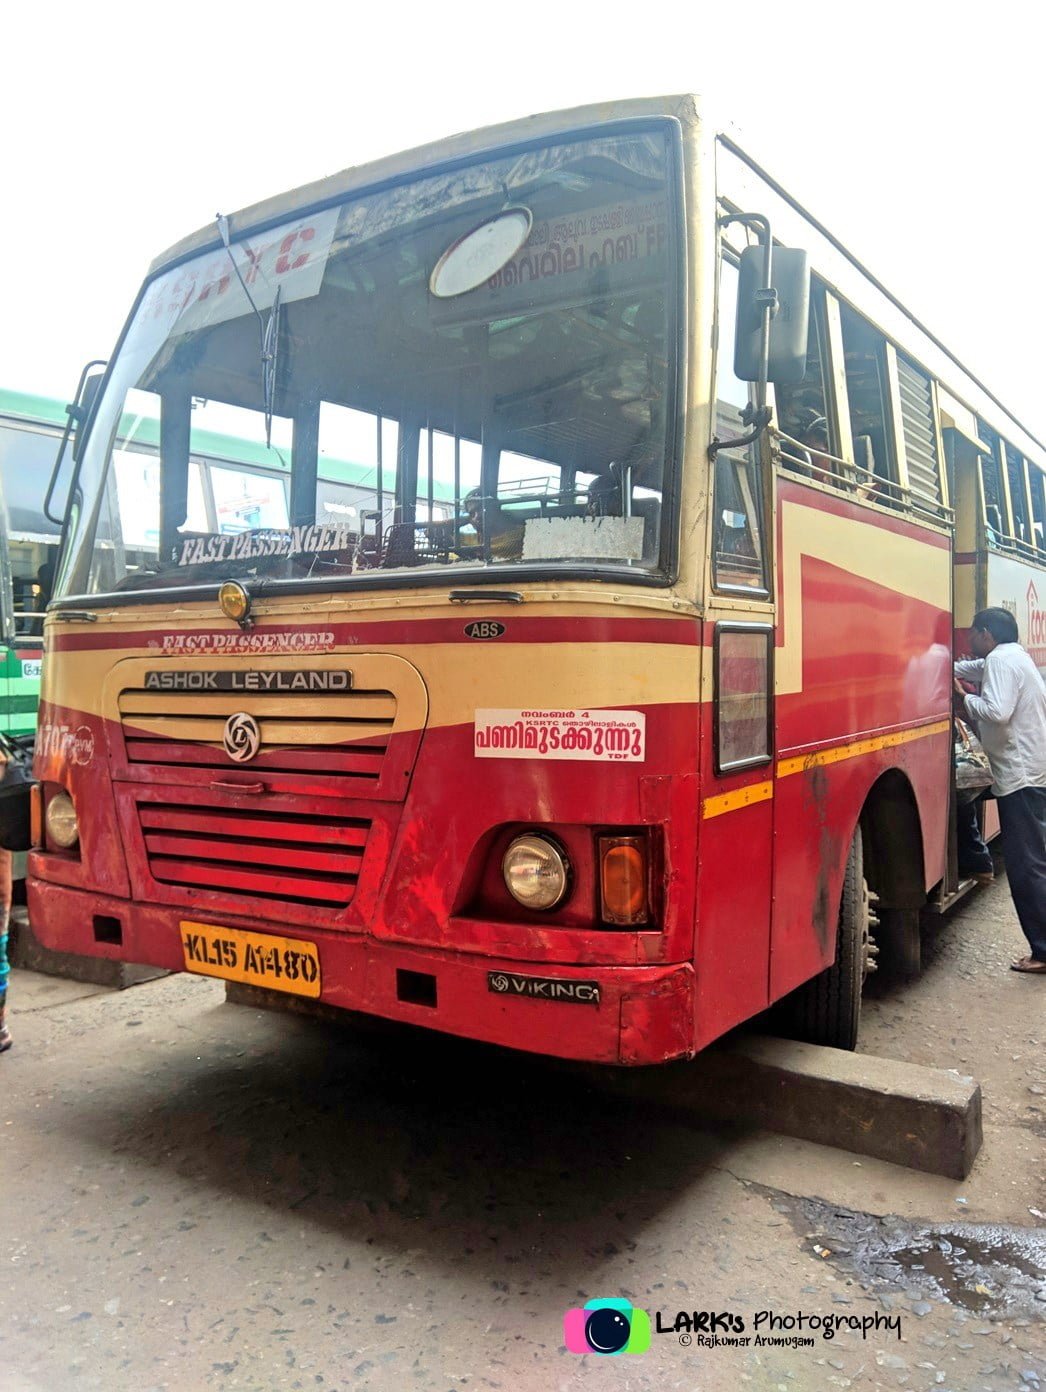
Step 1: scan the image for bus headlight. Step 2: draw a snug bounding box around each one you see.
[45,791,80,850]
[502,834,569,911]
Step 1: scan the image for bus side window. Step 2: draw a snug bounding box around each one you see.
[976,422,1009,548]
[715,624,773,771]
[774,283,834,471]
[840,305,895,500]
[713,254,767,592]
[714,257,749,440]
[1030,467,1046,555]
[1005,444,1030,545]
[712,454,767,592]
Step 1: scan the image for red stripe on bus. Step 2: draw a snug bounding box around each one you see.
[49,614,701,653]
[776,478,952,548]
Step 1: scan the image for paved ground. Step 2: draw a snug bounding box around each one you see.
[0,874,1043,1391]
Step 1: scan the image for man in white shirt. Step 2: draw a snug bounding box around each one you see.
[955,607,1046,974]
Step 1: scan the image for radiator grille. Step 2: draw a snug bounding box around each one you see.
[118,686,396,794]
[137,801,370,909]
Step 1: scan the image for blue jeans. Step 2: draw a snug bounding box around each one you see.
[957,796,994,876]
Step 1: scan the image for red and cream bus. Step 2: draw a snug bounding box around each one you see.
[28,95,1046,1062]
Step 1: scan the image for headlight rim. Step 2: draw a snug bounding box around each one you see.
[44,789,80,851]
[501,832,570,912]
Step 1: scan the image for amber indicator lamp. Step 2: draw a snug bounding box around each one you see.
[30,784,42,849]
[599,835,650,926]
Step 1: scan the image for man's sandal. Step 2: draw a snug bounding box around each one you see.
[1010,957,1046,974]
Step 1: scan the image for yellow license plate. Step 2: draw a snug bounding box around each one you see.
[180,921,321,998]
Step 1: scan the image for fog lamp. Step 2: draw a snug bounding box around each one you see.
[599,836,649,925]
[45,790,79,850]
[502,834,569,911]
[218,580,252,627]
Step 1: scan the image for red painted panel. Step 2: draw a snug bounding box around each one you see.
[778,556,951,753]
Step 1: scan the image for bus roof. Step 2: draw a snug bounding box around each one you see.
[149,94,701,275]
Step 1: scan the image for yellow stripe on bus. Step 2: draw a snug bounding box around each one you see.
[776,720,950,779]
[703,781,774,819]
[702,720,949,819]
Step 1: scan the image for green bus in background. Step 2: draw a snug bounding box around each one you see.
[0,389,64,742]
[0,489,45,742]
[0,380,470,748]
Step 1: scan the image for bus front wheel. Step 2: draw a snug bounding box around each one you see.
[787,830,871,1051]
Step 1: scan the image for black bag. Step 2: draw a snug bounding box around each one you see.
[0,733,34,852]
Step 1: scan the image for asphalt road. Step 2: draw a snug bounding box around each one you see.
[1,875,1043,1391]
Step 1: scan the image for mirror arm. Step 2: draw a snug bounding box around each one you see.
[708,404,774,460]
[709,213,776,462]
[44,358,107,525]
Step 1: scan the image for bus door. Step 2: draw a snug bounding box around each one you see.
[696,427,776,1046]
[698,249,778,1046]
[697,616,775,1046]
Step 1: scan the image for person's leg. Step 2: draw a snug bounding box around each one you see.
[0,849,11,1050]
[996,787,1046,966]
[957,796,994,878]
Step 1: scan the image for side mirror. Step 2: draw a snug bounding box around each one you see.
[71,369,106,464]
[734,245,810,385]
[44,359,107,526]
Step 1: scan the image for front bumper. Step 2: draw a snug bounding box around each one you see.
[27,877,695,1066]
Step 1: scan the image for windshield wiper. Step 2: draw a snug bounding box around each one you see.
[261,285,281,445]
[215,213,282,446]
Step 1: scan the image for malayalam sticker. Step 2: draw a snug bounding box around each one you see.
[474,708,645,762]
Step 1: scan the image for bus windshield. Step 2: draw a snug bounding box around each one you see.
[58,127,679,599]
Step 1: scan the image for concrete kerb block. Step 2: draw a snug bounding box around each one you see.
[586,1035,983,1180]
[7,909,167,991]
[222,984,983,1180]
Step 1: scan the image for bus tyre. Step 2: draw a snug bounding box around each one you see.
[789,830,869,1052]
